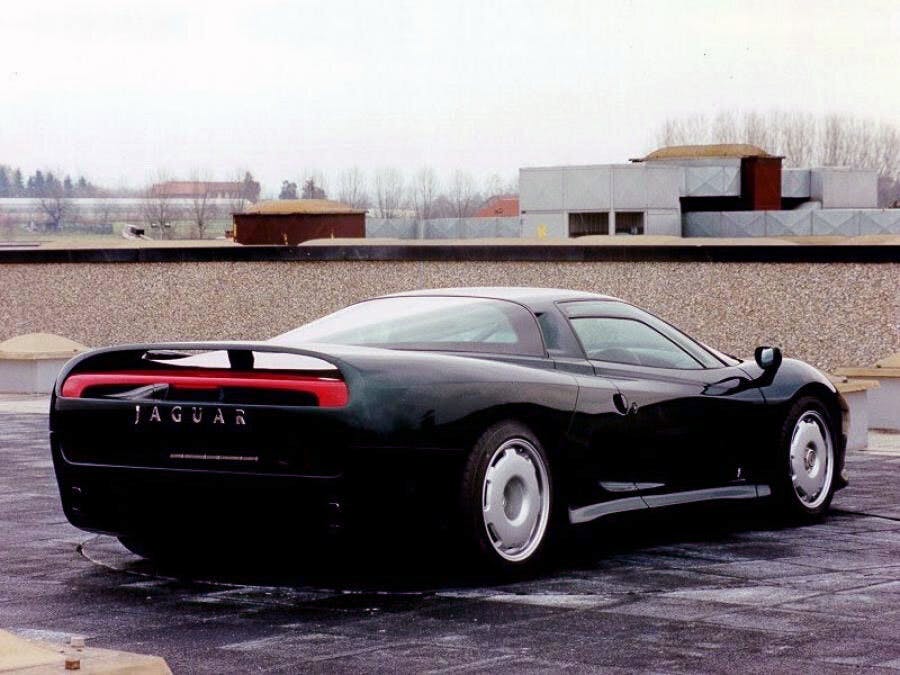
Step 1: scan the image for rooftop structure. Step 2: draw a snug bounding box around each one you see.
[232,199,365,245]
[634,143,774,161]
[520,145,895,238]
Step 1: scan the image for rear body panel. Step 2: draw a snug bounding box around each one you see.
[50,341,579,538]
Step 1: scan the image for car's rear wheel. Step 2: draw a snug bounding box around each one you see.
[773,396,837,520]
[461,421,554,573]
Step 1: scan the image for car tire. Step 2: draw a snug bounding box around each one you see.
[460,421,555,574]
[771,396,837,521]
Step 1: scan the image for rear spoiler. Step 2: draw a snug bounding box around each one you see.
[53,341,360,400]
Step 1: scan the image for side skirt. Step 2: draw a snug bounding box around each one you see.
[568,484,772,525]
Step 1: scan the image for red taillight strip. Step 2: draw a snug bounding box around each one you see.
[60,369,349,407]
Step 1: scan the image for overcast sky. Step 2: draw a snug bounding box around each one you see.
[1,0,898,194]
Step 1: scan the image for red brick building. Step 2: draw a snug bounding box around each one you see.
[475,196,519,217]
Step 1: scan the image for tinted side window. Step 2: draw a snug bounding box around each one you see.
[570,317,702,369]
[536,312,562,351]
[560,300,723,368]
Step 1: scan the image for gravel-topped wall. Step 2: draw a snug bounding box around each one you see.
[0,260,897,371]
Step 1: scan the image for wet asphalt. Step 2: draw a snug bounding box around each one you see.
[2,412,899,673]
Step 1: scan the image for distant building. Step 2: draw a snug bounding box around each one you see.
[231,199,365,245]
[475,196,519,218]
[150,180,260,202]
[519,144,898,237]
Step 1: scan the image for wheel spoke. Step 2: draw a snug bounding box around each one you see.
[486,509,529,549]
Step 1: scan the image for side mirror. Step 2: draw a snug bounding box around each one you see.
[754,346,782,372]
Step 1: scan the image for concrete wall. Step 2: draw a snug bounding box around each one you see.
[0,259,896,372]
[521,212,567,238]
[811,169,879,208]
[782,169,812,199]
[519,165,683,237]
[0,358,72,394]
[365,217,522,240]
[781,167,881,204]
[685,209,900,237]
[869,380,900,431]
[682,161,742,197]
[840,389,870,451]
[521,162,884,239]
[520,165,683,212]
[645,211,682,236]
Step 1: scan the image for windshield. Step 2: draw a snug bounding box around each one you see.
[271,296,545,356]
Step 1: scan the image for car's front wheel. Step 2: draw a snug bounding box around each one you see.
[460,421,554,573]
[773,396,837,520]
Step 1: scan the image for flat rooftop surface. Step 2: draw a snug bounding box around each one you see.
[2,412,899,673]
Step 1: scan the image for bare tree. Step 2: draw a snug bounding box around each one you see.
[505,172,520,197]
[38,177,71,232]
[656,114,709,147]
[656,118,683,147]
[188,171,217,240]
[849,118,880,173]
[483,173,504,201]
[141,174,180,239]
[449,170,476,218]
[742,111,776,152]
[482,173,518,200]
[337,167,369,209]
[777,111,816,168]
[821,114,851,167]
[875,124,900,181]
[815,116,899,185]
[372,168,405,218]
[301,169,328,199]
[410,167,439,221]
[229,169,258,215]
[429,194,457,219]
[654,110,900,204]
[93,200,115,230]
[710,111,738,144]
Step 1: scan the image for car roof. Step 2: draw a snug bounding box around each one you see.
[380,287,621,308]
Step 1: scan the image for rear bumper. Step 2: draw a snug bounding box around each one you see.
[51,435,345,538]
[50,433,464,539]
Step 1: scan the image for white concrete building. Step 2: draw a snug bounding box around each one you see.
[519,144,898,238]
